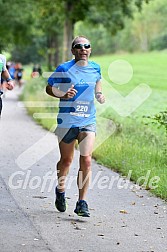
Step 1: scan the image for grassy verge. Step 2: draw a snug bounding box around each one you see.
[21,52,167,200]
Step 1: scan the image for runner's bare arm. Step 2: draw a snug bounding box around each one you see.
[95,80,105,104]
[46,84,77,99]
[2,69,14,90]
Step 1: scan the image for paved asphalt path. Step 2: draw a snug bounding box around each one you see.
[0,87,167,252]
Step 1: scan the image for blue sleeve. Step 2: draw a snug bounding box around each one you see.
[97,65,101,81]
[48,65,63,87]
[90,61,101,82]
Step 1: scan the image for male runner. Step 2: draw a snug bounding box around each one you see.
[46,36,105,217]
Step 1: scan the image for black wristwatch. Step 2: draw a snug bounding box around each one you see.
[95,92,102,99]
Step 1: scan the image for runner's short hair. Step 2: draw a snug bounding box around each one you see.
[71,36,90,49]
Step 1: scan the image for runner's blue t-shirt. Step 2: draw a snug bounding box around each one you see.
[48,59,101,128]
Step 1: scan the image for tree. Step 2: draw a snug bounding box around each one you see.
[0,0,35,52]
[61,0,150,61]
[36,0,91,63]
[114,0,167,52]
[61,0,91,61]
[36,0,64,69]
[0,0,151,66]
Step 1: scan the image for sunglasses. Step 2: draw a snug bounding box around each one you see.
[73,43,91,49]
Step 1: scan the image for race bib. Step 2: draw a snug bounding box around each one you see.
[70,100,91,117]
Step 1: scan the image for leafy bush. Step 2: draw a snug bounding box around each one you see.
[144,110,167,135]
[143,110,167,155]
[150,34,167,50]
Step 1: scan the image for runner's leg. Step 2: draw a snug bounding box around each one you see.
[57,139,76,192]
[77,132,95,200]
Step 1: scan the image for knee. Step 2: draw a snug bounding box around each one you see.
[80,155,92,169]
[59,157,73,167]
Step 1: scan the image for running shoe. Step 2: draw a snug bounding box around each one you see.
[55,187,67,212]
[74,200,90,217]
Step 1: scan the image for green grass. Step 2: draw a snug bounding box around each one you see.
[21,52,167,200]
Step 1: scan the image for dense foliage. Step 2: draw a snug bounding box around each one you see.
[0,0,152,66]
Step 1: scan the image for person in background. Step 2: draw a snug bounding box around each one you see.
[0,54,14,116]
[46,35,105,217]
[15,62,23,87]
[8,62,16,80]
[31,64,42,78]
